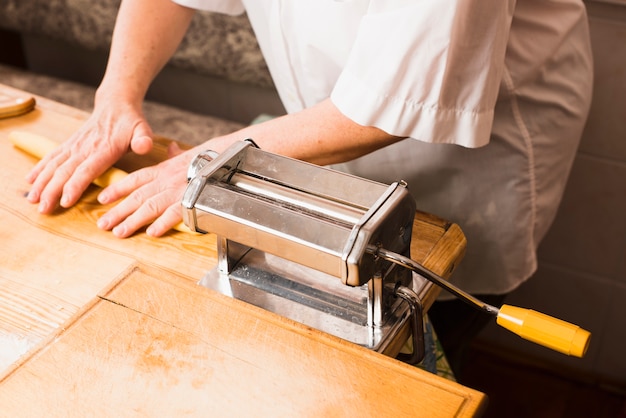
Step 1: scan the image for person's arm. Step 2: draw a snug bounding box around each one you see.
[26,0,196,213]
[97,0,196,113]
[211,99,402,165]
[96,98,403,238]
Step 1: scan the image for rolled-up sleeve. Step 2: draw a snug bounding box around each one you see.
[331,0,515,147]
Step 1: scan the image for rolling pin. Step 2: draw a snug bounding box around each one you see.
[8,130,194,234]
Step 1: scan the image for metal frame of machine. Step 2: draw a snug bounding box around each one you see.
[182,140,428,361]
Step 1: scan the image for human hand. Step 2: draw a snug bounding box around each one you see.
[95,142,196,238]
[25,101,154,213]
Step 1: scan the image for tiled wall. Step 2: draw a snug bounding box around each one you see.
[475,1,626,391]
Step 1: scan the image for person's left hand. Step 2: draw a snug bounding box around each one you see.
[95,142,198,238]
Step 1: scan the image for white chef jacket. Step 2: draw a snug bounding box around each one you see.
[173,0,593,298]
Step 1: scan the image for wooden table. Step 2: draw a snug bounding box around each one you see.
[0,83,486,417]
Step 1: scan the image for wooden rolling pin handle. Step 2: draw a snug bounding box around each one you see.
[0,96,36,119]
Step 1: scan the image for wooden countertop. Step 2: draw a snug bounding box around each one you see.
[0,83,486,417]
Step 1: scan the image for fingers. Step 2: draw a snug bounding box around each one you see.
[27,147,98,213]
[60,153,112,208]
[96,170,158,236]
[146,203,183,237]
[129,123,154,155]
[25,145,62,185]
[167,141,184,158]
[96,152,192,238]
[97,164,153,206]
[26,107,153,214]
[26,148,67,210]
[97,186,184,238]
[28,149,116,213]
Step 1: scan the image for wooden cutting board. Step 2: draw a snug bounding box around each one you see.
[0,83,485,416]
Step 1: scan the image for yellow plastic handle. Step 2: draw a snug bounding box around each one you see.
[497,304,591,357]
[9,130,194,234]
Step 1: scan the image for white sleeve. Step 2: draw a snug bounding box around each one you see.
[171,0,244,15]
[331,0,515,148]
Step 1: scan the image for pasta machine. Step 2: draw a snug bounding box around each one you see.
[182,140,591,363]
